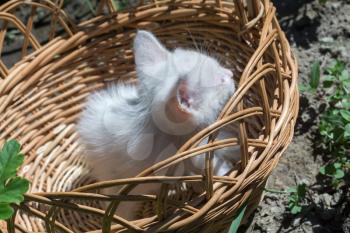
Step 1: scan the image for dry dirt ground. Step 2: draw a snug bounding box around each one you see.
[248,0,350,232]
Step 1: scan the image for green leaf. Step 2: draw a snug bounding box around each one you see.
[344,124,350,137]
[340,70,350,82]
[291,205,302,214]
[112,0,127,11]
[299,84,311,92]
[320,163,345,180]
[334,169,345,179]
[289,195,298,203]
[322,75,335,88]
[320,163,336,175]
[286,187,297,193]
[297,183,307,198]
[323,110,344,125]
[310,61,321,89]
[228,203,247,233]
[319,166,326,175]
[82,0,96,15]
[0,140,30,220]
[0,203,14,220]
[325,163,336,174]
[343,79,350,89]
[327,60,345,75]
[340,110,350,122]
[0,177,29,204]
[0,140,24,183]
[288,202,294,208]
[340,99,350,109]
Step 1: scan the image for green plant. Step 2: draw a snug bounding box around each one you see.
[0,140,29,220]
[228,203,247,233]
[112,0,128,11]
[299,60,320,92]
[83,0,96,15]
[283,59,350,218]
[264,184,309,215]
[5,29,21,44]
[287,183,307,215]
[317,60,350,187]
[301,59,350,187]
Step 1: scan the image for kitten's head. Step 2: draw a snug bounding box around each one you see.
[134,30,235,135]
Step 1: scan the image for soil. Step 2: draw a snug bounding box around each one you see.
[247,0,350,232]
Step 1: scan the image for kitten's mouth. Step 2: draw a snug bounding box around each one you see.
[178,92,192,109]
[165,96,191,123]
[177,80,199,111]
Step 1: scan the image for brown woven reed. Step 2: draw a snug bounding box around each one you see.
[0,0,298,232]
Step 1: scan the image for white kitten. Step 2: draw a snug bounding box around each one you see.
[77,30,239,219]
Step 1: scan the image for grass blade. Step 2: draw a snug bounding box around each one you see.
[310,60,320,89]
[228,203,247,233]
[83,0,96,15]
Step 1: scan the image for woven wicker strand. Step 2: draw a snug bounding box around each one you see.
[0,0,298,232]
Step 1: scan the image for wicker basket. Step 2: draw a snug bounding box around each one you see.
[0,0,298,232]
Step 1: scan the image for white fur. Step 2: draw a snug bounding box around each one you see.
[77,30,240,219]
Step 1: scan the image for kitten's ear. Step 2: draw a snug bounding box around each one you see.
[134,30,168,68]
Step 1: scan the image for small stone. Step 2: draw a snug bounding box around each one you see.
[304,220,312,226]
[342,216,350,233]
[270,206,280,214]
[320,193,333,207]
[331,2,342,10]
[313,195,320,205]
[339,47,349,59]
[302,223,314,233]
[330,191,342,206]
[305,8,317,21]
[300,179,310,186]
[292,217,301,227]
[319,36,334,44]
